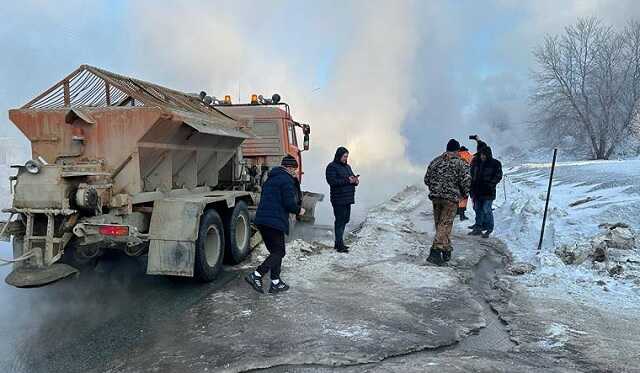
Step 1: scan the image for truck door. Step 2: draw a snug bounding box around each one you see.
[285,120,302,180]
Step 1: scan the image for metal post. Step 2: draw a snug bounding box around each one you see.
[503,176,507,202]
[537,148,558,252]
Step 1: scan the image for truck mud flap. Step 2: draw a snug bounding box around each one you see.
[146,199,203,277]
[5,263,78,288]
[147,240,195,277]
[298,191,325,224]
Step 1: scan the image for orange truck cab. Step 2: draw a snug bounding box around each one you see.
[215,95,310,182]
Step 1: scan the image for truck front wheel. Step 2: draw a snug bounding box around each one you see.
[194,209,225,282]
[224,201,251,264]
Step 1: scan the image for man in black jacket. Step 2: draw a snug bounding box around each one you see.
[325,147,358,253]
[469,145,502,238]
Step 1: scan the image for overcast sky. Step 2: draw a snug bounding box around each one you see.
[1,0,638,220]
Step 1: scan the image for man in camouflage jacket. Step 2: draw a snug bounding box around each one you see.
[424,139,472,265]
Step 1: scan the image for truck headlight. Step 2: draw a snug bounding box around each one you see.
[25,160,41,174]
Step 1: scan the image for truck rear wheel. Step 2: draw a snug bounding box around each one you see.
[224,201,251,264]
[194,209,225,282]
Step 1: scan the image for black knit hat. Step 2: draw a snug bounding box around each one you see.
[460,146,468,152]
[446,139,461,152]
[281,155,298,168]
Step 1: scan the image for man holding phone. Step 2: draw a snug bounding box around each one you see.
[326,147,358,253]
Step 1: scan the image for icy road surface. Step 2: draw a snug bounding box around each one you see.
[2,170,639,372]
[1,186,572,373]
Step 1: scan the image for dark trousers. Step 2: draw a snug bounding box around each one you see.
[332,204,351,249]
[256,225,286,280]
[472,199,494,231]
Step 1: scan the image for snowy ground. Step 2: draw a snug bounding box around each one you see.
[96,186,574,373]
[480,158,640,371]
[2,158,640,371]
[492,159,640,314]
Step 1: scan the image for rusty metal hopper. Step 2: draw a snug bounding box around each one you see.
[8,65,253,199]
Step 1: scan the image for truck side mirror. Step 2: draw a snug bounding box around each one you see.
[303,134,310,151]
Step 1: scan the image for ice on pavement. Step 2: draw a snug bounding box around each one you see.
[247,185,462,291]
[493,159,640,314]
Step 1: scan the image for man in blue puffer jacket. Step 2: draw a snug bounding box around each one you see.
[245,155,304,294]
[326,147,359,253]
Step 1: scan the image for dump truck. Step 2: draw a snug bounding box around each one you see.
[0,65,322,288]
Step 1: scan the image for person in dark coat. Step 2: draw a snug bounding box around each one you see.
[469,145,502,238]
[325,147,358,253]
[245,155,305,294]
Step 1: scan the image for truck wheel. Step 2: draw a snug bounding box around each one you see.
[194,209,225,282]
[224,201,251,264]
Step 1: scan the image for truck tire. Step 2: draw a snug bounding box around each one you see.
[194,209,225,282]
[224,201,251,264]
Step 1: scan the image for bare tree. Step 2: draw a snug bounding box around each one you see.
[532,18,640,159]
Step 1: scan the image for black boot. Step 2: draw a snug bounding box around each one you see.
[442,250,452,262]
[426,248,444,266]
[459,208,468,221]
[336,245,350,253]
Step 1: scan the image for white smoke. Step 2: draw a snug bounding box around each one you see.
[2,0,639,224]
[127,1,422,223]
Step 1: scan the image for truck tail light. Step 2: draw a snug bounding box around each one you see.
[99,225,129,236]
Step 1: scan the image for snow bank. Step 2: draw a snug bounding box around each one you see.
[494,160,640,314]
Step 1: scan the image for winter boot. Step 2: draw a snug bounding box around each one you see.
[468,224,478,230]
[442,250,452,263]
[469,229,483,236]
[482,230,493,239]
[336,244,350,253]
[245,272,264,294]
[426,248,444,266]
[460,209,468,221]
[268,279,290,294]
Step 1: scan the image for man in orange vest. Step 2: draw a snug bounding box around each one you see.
[457,146,473,221]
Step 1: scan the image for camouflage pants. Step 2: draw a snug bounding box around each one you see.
[431,198,457,252]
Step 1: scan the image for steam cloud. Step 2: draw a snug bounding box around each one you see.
[1,0,639,224]
[126,1,422,223]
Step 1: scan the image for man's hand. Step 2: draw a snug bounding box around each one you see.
[299,207,306,216]
[349,175,360,185]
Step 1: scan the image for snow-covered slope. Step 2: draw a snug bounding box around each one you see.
[493,159,640,313]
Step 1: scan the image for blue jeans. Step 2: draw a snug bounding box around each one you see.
[473,199,494,231]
